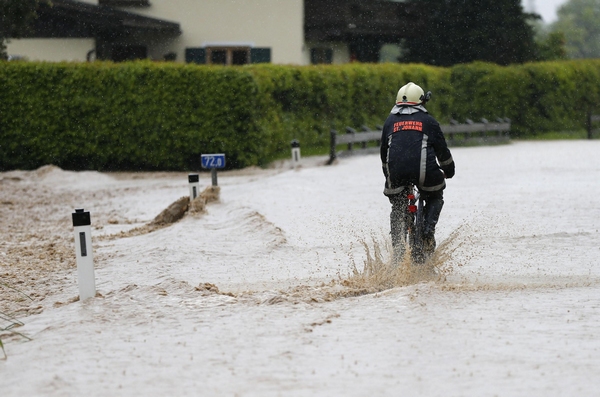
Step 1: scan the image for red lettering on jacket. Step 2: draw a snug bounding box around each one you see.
[393,121,423,133]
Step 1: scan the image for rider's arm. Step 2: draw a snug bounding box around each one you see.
[380,121,390,177]
[380,124,388,164]
[430,120,455,179]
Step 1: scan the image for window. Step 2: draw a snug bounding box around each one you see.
[206,47,250,65]
[311,48,333,64]
[185,47,271,65]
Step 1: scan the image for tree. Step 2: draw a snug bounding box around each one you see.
[400,0,538,66]
[529,19,568,61]
[551,0,600,59]
[0,0,43,60]
[535,31,568,61]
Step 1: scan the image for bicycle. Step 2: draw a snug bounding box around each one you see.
[392,183,427,264]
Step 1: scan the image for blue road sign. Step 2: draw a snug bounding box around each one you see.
[201,153,226,169]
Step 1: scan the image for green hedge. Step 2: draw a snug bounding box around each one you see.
[0,62,265,170]
[1,60,600,171]
[449,60,600,137]
[246,63,449,152]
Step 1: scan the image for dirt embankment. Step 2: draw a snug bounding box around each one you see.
[1,168,81,316]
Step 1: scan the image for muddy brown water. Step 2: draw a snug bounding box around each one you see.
[1,165,460,321]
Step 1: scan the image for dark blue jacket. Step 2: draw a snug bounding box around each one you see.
[380,107,455,195]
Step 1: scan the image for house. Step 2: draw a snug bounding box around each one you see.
[5,0,419,65]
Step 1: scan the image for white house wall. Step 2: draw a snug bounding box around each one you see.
[119,0,305,64]
[6,38,96,62]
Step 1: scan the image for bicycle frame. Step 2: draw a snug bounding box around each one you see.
[412,187,426,263]
[402,184,426,264]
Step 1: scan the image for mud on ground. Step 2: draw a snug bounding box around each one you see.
[0,164,304,318]
[1,163,449,321]
[0,166,190,317]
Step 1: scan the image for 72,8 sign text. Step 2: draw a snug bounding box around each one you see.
[201,154,226,169]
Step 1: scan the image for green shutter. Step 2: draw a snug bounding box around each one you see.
[185,48,206,64]
[250,48,271,64]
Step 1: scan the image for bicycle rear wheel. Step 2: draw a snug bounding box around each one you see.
[409,188,426,264]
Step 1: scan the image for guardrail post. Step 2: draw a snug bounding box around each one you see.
[328,129,338,165]
[361,125,371,148]
[587,111,593,140]
[345,127,356,152]
[504,118,511,138]
[495,118,503,138]
[465,119,473,141]
[448,119,458,144]
[480,118,488,138]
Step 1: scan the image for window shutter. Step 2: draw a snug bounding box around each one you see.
[185,48,206,64]
[250,48,271,64]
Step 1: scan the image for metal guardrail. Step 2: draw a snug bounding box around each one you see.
[328,125,382,165]
[444,118,510,145]
[328,118,511,164]
[587,112,600,139]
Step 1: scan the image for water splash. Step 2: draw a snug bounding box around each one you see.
[340,226,469,295]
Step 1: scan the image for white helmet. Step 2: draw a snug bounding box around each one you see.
[396,82,425,106]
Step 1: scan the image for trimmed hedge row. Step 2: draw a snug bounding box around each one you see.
[450,60,600,136]
[1,60,600,171]
[246,63,450,154]
[0,62,265,170]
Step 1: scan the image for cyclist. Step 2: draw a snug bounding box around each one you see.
[380,82,455,258]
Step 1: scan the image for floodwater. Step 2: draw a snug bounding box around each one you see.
[1,141,599,396]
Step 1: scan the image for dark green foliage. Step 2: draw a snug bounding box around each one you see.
[449,62,530,133]
[448,60,600,136]
[401,0,538,66]
[0,61,450,170]
[520,60,600,134]
[0,61,265,170]
[535,31,568,61]
[1,60,600,171]
[246,63,450,150]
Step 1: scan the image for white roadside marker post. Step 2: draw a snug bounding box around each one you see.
[72,209,96,300]
[291,139,301,169]
[188,174,200,200]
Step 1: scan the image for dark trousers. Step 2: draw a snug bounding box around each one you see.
[388,188,444,248]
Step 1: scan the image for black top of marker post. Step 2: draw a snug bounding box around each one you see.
[72,209,91,227]
[188,174,199,183]
[291,139,300,148]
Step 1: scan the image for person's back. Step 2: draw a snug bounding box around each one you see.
[380,82,455,257]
